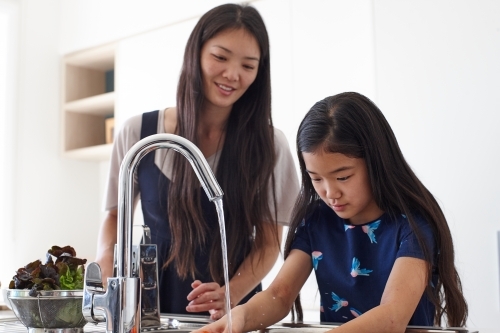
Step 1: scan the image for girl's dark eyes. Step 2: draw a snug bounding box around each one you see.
[337,176,351,181]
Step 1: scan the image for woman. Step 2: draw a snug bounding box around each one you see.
[95,3,299,320]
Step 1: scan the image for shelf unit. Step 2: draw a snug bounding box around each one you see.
[61,43,116,161]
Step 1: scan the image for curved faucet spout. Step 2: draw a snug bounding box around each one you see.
[83,133,224,333]
[117,133,224,278]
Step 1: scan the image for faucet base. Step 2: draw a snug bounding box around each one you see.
[135,243,161,329]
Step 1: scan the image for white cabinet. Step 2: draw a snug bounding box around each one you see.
[115,18,197,131]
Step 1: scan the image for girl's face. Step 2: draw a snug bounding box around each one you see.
[302,150,383,225]
[200,28,260,112]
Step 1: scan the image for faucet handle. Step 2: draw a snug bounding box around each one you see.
[85,262,105,291]
[82,262,106,324]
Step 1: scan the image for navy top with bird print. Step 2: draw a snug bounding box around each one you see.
[291,200,437,326]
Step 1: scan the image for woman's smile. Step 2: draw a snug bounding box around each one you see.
[216,82,236,95]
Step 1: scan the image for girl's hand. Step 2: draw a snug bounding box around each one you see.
[192,307,246,333]
[186,280,228,320]
[191,317,228,333]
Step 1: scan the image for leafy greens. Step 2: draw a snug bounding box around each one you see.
[9,245,87,296]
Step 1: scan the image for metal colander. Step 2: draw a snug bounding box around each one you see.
[7,289,86,332]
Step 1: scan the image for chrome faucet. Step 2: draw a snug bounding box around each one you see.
[83,133,224,333]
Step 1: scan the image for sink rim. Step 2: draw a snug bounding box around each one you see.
[159,314,477,333]
[0,313,478,333]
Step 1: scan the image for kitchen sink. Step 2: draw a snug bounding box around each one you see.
[0,314,479,333]
[265,322,478,333]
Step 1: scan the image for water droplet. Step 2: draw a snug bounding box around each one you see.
[273,297,275,299]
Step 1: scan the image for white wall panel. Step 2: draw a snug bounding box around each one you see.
[114,18,197,130]
[59,0,234,55]
[284,0,377,314]
[10,0,102,283]
[373,0,500,329]
[0,0,19,292]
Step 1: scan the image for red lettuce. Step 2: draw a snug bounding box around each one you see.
[9,245,87,296]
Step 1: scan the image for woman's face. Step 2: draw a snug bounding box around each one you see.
[200,28,260,112]
[302,150,383,225]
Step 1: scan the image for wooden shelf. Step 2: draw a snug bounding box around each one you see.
[62,144,113,161]
[65,43,115,71]
[65,92,114,116]
[61,43,116,161]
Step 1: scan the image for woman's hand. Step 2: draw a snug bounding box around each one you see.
[186,280,228,320]
[95,210,119,288]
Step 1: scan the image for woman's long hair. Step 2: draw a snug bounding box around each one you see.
[284,92,467,326]
[166,3,277,285]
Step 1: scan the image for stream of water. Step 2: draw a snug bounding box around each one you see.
[213,198,233,333]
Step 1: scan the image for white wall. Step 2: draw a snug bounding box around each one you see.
[373,1,500,329]
[2,0,103,286]
[0,0,18,291]
[2,0,499,331]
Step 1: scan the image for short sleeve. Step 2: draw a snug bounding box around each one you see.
[290,219,311,255]
[397,215,436,263]
[270,128,300,225]
[104,114,143,211]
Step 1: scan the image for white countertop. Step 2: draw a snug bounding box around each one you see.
[0,309,15,320]
[0,307,492,332]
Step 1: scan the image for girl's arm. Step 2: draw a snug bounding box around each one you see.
[186,223,284,319]
[331,256,428,333]
[192,249,313,333]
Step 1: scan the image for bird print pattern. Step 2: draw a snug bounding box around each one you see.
[328,219,382,317]
[312,251,323,270]
[344,224,355,231]
[320,214,390,319]
[302,205,434,325]
[329,291,348,312]
[350,307,363,317]
[350,257,373,277]
[362,219,381,243]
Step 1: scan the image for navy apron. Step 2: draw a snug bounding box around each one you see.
[137,110,261,315]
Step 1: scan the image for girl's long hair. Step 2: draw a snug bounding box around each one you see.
[166,3,277,285]
[284,92,467,326]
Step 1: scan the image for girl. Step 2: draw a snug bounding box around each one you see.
[95,3,299,320]
[195,92,468,332]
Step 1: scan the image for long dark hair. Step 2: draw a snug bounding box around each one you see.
[167,3,277,285]
[284,92,467,326]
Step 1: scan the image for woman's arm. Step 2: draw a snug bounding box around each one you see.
[94,209,118,285]
[331,256,428,333]
[186,222,284,319]
[192,249,313,333]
